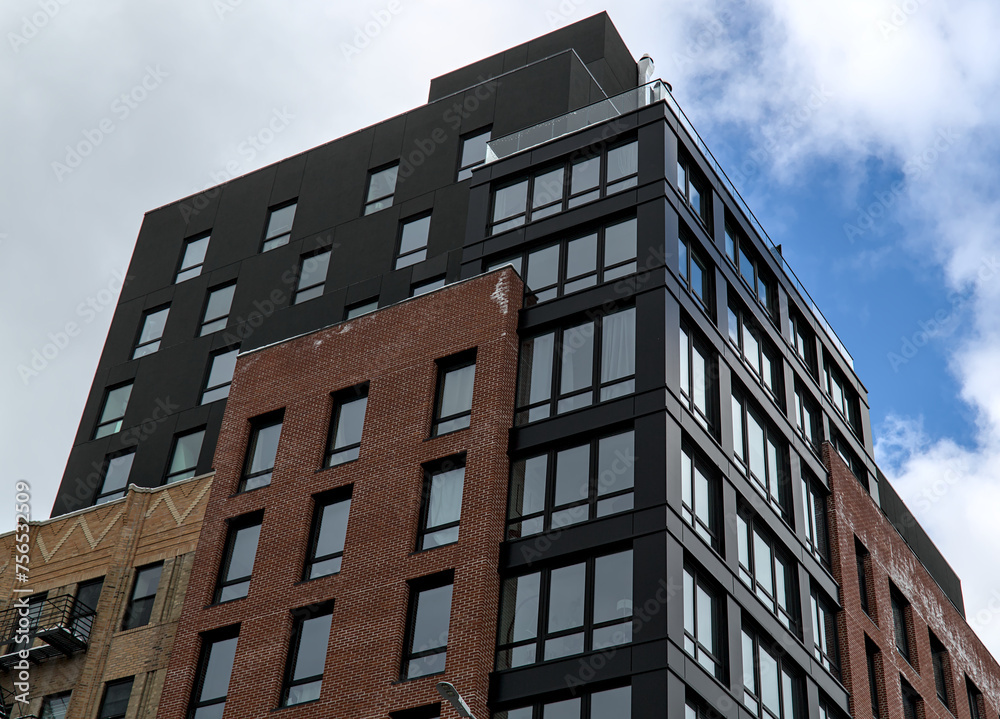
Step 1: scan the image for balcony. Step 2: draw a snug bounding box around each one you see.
[0,596,94,670]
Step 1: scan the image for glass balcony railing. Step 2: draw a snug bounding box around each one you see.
[485,80,854,370]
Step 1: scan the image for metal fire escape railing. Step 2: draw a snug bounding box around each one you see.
[0,596,94,670]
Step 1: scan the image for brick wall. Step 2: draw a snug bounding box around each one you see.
[157,268,524,719]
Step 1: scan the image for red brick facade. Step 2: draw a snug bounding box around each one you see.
[157,269,524,719]
[825,443,1000,719]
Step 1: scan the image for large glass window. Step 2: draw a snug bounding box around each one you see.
[201,283,236,336]
[122,563,162,630]
[789,311,818,378]
[94,382,132,439]
[326,385,368,466]
[396,214,432,269]
[677,154,710,227]
[515,307,635,424]
[305,490,351,580]
[496,549,632,669]
[457,128,491,181]
[190,627,239,719]
[293,249,332,304]
[824,360,860,435]
[681,445,720,550]
[725,222,776,316]
[811,589,840,679]
[679,322,717,431]
[678,233,712,311]
[507,429,633,540]
[793,385,821,452]
[95,451,134,505]
[165,428,205,484]
[364,164,398,215]
[240,413,283,491]
[176,234,209,283]
[132,305,169,359]
[432,353,476,436]
[737,510,799,634]
[496,686,631,719]
[403,575,453,679]
[215,514,262,603]
[800,475,829,565]
[201,347,239,404]
[683,564,724,678]
[262,202,296,251]
[732,389,791,517]
[97,678,133,719]
[741,626,800,719]
[282,604,333,706]
[728,300,781,403]
[419,458,465,550]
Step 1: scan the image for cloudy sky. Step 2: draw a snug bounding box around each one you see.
[2,0,1000,656]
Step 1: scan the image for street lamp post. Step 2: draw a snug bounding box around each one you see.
[436,681,477,719]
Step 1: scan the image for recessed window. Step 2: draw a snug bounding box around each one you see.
[890,584,912,663]
[732,388,791,517]
[94,382,133,439]
[262,202,296,252]
[190,627,239,719]
[824,359,860,435]
[201,347,239,404]
[681,444,719,550]
[432,353,476,436]
[737,510,799,634]
[345,299,377,319]
[790,311,818,377]
[499,686,631,719]
[865,637,882,718]
[901,676,920,719]
[395,214,431,269]
[811,588,840,679]
[507,429,633,540]
[496,549,632,669]
[164,428,205,484]
[121,563,162,630]
[282,603,333,706]
[403,574,453,679]
[728,299,781,403]
[418,457,465,550]
[132,305,169,359]
[515,306,635,424]
[215,514,262,603]
[200,283,236,336]
[305,489,352,580]
[97,678,133,719]
[678,232,712,311]
[966,677,984,719]
[800,475,829,565]
[240,412,283,491]
[794,384,822,453]
[70,576,103,641]
[364,164,398,215]
[683,563,724,679]
[293,249,331,304]
[930,630,950,708]
[41,692,71,719]
[411,276,445,297]
[741,625,801,719]
[679,321,717,431]
[725,221,776,316]
[677,153,710,227]
[326,385,368,466]
[176,235,209,283]
[855,538,873,617]
[457,128,491,181]
[95,451,135,505]
[833,431,868,489]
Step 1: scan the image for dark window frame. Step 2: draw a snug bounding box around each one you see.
[325,384,369,467]
[737,508,800,636]
[281,602,334,706]
[457,126,492,181]
[93,381,133,439]
[95,449,135,505]
[200,282,236,336]
[200,346,239,405]
[40,691,72,719]
[239,411,284,492]
[164,427,206,484]
[293,247,332,304]
[121,563,163,630]
[677,151,711,229]
[865,637,882,718]
[344,298,378,319]
[793,383,822,453]
[395,213,433,270]
[261,200,297,252]
[824,358,860,436]
[740,623,801,719]
[411,276,445,297]
[364,163,399,215]
[732,387,792,519]
[97,677,133,719]
[890,583,913,665]
[679,319,719,433]
[431,351,476,437]
[132,304,170,359]
[789,310,818,378]
[966,676,984,719]
[214,512,263,604]
[70,576,103,641]
[402,572,454,680]
[800,475,830,566]
[683,562,725,679]
[678,231,713,313]
[728,297,782,405]
[855,538,874,618]
[304,487,352,580]
[681,442,721,550]
[497,685,632,719]
[417,455,466,551]
[810,587,840,680]
[188,625,240,719]
[900,675,920,719]
[175,233,210,284]
[725,220,777,317]
[930,630,951,708]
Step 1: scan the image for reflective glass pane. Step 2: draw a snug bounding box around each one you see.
[227,524,261,582]
[607,142,638,182]
[133,564,162,600]
[566,234,597,279]
[601,308,635,384]
[206,350,238,388]
[297,251,331,290]
[367,167,398,202]
[204,285,236,324]
[411,584,452,652]
[427,467,465,530]
[292,613,332,680]
[250,423,282,473]
[441,364,475,418]
[604,218,637,268]
[333,395,367,450]
[103,453,135,493]
[199,636,238,703]
[101,385,133,424]
[511,455,547,517]
[591,686,630,718]
[597,431,633,495]
[267,204,297,238]
[533,168,564,208]
[139,307,169,344]
[544,697,581,719]
[182,236,209,270]
[760,647,780,714]
[520,333,554,405]
[501,573,540,643]
[560,323,594,394]
[494,181,529,222]
[400,216,431,254]
[554,444,589,507]
[169,430,204,479]
[571,158,600,193]
[547,563,585,632]
[315,499,350,559]
[527,244,559,292]
[697,585,714,651]
[594,551,632,623]
[460,130,490,170]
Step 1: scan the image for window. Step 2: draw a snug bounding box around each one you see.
[679,322,717,431]
[164,428,205,483]
[418,458,465,550]
[824,360,860,434]
[132,305,169,359]
[507,430,633,540]
[176,234,209,283]
[305,490,351,579]
[930,631,950,707]
[728,299,781,402]
[678,233,712,310]
[677,153,710,226]
[40,692,71,719]
[215,514,262,602]
[496,549,632,669]
[811,589,839,679]
[200,283,236,336]
[293,249,331,304]
[515,306,635,424]
[240,412,282,491]
[97,678,133,719]
[94,382,132,438]
[488,140,637,234]
[457,128,491,181]
[201,347,239,404]
[488,218,638,303]
[396,214,431,269]
[432,353,475,435]
[901,677,920,719]
[966,677,984,719]
[497,686,631,719]
[681,445,720,549]
[741,626,800,719]
[262,202,296,251]
[189,627,239,719]
[890,584,912,663]
[326,385,368,466]
[282,603,333,706]
[364,164,398,215]
[412,277,445,297]
[855,538,873,617]
[800,475,829,565]
[832,432,867,488]
[732,389,791,517]
[70,576,103,641]
[95,451,135,505]
[725,222,776,315]
[121,563,162,630]
[793,385,821,452]
[403,574,453,679]
[737,510,799,634]
[683,564,724,678]
[865,637,882,718]
[789,311,817,378]
[345,299,377,319]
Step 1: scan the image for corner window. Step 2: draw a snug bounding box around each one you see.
[679,321,717,432]
[677,153,710,227]
[496,550,632,669]
[681,444,719,550]
[326,384,368,467]
[262,202,296,252]
[418,457,465,550]
[40,692,71,719]
[95,451,135,505]
[305,489,351,580]
[728,299,781,403]
[240,412,283,491]
[737,510,799,634]
[121,563,162,630]
[793,384,821,452]
[403,574,453,679]
[457,128,491,181]
[811,588,840,679]
[732,388,791,517]
[411,276,445,297]
[432,352,475,436]
[201,347,239,404]
[741,625,801,719]
[497,686,631,719]
[725,221,776,316]
[215,514,262,603]
[507,429,633,540]
[176,234,209,283]
[515,306,635,424]
[396,214,431,269]
[364,164,398,215]
[132,305,169,359]
[800,475,829,565]
[678,232,713,311]
[201,283,236,336]
[683,563,724,679]
[97,678,133,719]
[282,603,333,706]
[164,428,205,484]
[190,627,239,719]
[294,249,332,304]
[94,382,133,439]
